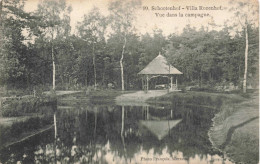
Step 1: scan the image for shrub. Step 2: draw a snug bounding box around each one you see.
[240,93,251,98]
[1,97,57,117]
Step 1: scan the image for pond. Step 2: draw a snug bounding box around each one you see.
[0,94,234,164]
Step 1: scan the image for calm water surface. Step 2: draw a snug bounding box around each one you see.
[0,95,234,164]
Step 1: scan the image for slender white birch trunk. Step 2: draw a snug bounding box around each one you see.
[93,42,97,90]
[51,34,55,91]
[243,24,248,93]
[120,33,126,91]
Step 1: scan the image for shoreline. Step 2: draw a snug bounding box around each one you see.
[115,90,168,106]
[1,90,258,163]
[208,93,259,164]
[146,90,258,163]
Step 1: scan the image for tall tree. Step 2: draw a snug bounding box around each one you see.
[34,0,71,91]
[228,0,258,93]
[77,8,107,90]
[139,29,167,68]
[0,0,34,89]
[0,0,3,46]
[108,0,141,91]
[0,0,4,87]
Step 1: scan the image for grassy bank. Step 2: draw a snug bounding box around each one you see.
[88,90,134,103]
[59,89,135,106]
[1,96,57,117]
[209,92,259,164]
[147,90,259,164]
[148,91,244,107]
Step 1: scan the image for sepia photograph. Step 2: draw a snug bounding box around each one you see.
[0,0,259,163]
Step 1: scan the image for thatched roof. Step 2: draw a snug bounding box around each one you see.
[138,54,182,75]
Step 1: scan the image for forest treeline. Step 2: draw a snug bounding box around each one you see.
[0,0,258,92]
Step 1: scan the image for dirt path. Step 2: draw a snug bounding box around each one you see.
[43,90,82,96]
[115,90,168,106]
[219,116,258,149]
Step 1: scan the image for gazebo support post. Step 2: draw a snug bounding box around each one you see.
[146,106,149,120]
[170,76,173,91]
[146,75,149,93]
[176,76,178,90]
[141,76,144,90]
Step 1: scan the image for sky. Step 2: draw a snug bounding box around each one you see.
[24,0,259,36]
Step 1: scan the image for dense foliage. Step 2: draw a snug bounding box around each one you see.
[0,0,258,92]
[1,96,57,117]
[166,25,259,88]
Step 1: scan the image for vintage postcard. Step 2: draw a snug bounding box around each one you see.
[0,0,259,163]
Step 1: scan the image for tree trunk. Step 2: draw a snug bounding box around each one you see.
[102,69,105,86]
[0,0,6,93]
[51,8,56,92]
[0,0,2,44]
[92,42,97,90]
[120,34,126,91]
[199,69,202,87]
[243,25,248,93]
[94,111,97,139]
[85,69,88,86]
[51,40,56,91]
[60,74,64,89]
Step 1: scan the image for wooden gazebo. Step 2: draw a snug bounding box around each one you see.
[138,53,182,91]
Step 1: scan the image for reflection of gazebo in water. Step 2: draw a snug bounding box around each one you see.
[140,120,182,140]
[140,106,182,140]
[138,52,182,91]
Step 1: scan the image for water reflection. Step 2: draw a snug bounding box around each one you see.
[0,102,233,163]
